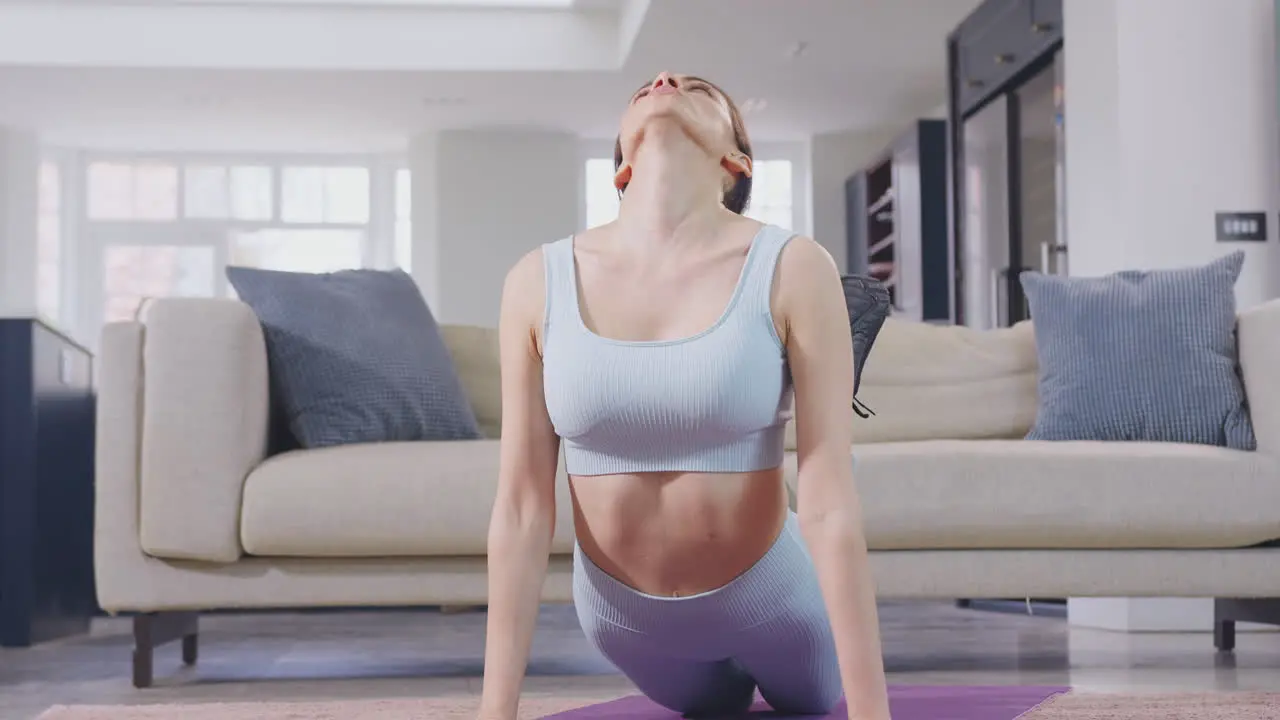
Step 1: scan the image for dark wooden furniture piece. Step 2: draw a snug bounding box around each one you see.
[0,318,97,647]
[845,119,950,322]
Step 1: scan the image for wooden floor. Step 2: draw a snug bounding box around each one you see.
[3,601,1280,719]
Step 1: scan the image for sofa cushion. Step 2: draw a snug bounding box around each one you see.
[226,266,483,448]
[239,440,575,557]
[783,440,1280,550]
[1020,252,1255,450]
[786,319,1039,448]
[439,324,501,439]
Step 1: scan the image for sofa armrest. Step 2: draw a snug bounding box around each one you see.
[1238,298,1280,456]
[137,298,270,563]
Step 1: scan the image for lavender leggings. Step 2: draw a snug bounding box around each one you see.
[572,513,842,716]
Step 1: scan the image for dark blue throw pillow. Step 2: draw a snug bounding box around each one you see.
[226,266,482,449]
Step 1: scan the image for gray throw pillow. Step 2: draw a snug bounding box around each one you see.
[1019,252,1255,450]
[226,266,482,449]
[842,275,891,418]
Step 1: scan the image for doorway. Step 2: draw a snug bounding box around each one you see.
[946,0,1066,328]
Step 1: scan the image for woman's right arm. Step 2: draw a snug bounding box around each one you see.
[478,249,562,720]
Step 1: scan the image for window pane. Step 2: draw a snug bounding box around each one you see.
[281,167,325,223]
[753,160,793,202]
[133,164,179,220]
[395,168,412,221]
[324,167,370,224]
[103,245,215,323]
[228,229,364,276]
[37,161,60,322]
[87,163,134,220]
[395,220,412,271]
[585,158,619,228]
[745,160,793,230]
[230,165,273,221]
[183,165,229,219]
[39,161,60,214]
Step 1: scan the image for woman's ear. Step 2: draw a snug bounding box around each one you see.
[720,151,753,180]
[613,163,633,191]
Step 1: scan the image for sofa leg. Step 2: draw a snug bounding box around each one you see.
[1214,619,1236,652]
[132,612,199,688]
[439,604,484,614]
[182,633,198,665]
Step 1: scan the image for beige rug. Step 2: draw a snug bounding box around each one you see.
[36,692,1280,719]
[1023,692,1278,719]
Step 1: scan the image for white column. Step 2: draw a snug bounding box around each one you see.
[0,126,40,317]
[1063,0,1280,632]
[1064,0,1280,307]
[409,128,580,327]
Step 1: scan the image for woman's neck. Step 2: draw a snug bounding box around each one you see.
[615,124,726,247]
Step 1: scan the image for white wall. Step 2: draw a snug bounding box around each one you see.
[0,126,40,318]
[412,129,580,327]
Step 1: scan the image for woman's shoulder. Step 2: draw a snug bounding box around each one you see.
[770,234,842,330]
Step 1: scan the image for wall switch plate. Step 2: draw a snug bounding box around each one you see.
[1216,212,1267,241]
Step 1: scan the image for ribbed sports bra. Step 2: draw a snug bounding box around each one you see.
[541,224,795,476]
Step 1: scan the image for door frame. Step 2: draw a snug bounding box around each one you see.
[947,33,1063,325]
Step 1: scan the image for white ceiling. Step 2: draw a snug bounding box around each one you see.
[0,0,981,151]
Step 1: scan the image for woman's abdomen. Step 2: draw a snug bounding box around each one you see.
[569,468,789,597]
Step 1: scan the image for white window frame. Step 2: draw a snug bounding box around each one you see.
[71,150,406,349]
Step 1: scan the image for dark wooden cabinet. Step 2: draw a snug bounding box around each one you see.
[845,119,950,322]
[0,319,97,647]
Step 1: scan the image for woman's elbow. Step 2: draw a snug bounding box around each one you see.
[491,474,557,536]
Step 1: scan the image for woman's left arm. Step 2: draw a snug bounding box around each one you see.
[775,237,891,720]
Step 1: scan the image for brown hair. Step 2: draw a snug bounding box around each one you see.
[613,75,753,215]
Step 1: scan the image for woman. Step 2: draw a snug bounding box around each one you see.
[478,72,890,720]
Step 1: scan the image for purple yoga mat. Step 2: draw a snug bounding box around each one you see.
[539,685,1069,719]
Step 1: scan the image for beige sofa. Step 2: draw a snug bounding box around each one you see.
[95,297,1280,687]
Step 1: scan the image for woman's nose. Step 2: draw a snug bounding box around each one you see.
[652,72,676,89]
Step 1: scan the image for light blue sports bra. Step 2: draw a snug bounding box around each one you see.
[541,224,795,476]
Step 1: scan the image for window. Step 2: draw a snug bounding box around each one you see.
[37,161,61,322]
[183,164,273,220]
[582,157,794,230]
[103,245,216,323]
[584,158,620,229]
[228,229,365,278]
[395,168,412,270]
[281,166,370,224]
[744,160,794,230]
[87,162,179,220]
[83,156,399,335]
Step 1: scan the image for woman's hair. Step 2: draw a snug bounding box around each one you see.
[613,75,754,215]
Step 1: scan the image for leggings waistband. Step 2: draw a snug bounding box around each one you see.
[572,512,820,635]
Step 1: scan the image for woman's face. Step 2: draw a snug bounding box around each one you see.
[618,72,737,162]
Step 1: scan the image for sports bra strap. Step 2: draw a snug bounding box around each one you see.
[541,237,579,338]
[736,224,794,320]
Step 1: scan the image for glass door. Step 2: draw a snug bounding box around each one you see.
[961,95,1011,330]
[1011,53,1067,322]
[958,50,1065,329]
